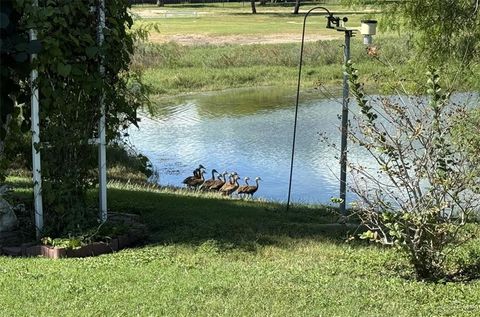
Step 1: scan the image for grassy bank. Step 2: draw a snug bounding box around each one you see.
[134,37,479,98]
[1,177,480,316]
[135,37,402,96]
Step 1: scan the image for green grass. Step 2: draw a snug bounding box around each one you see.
[135,36,441,96]
[136,13,372,37]
[131,3,379,37]
[1,178,480,316]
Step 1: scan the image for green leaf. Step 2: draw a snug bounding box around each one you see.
[85,46,98,58]
[57,63,71,77]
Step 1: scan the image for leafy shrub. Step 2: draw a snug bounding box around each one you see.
[345,61,480,281]
[452,107,480,185]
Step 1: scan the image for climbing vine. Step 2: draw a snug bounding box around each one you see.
[3,0,148,235]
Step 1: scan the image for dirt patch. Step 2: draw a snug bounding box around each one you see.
[149,33,339,45]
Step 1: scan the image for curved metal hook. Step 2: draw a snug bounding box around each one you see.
[287,6,336,210]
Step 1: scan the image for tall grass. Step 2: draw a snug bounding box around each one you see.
[132,37,410,70]
[132,36,446,96]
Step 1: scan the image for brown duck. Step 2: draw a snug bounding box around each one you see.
[243,176,261,197]
[208,171,228,191]
[186,170,205,189]
[200,169,219,191]
[182,164,205,188]
[220,174,239,196]
[236,177,250,197]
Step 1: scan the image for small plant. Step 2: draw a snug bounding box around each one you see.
[40,221,129,250]
[343,61,480,281]
[41,236,83,250]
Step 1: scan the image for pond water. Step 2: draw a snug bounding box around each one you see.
[128,87,478,204]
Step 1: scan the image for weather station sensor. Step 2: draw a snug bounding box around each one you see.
[361,20,378,45]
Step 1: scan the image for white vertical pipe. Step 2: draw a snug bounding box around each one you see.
[30,0,43,239]
[97,0,107,222]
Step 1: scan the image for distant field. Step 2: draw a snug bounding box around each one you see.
[131,3,381,44]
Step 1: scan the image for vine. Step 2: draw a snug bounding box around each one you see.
[3,0,149,235]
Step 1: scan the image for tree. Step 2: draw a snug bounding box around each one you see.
[344,0,480,166]
[343,0,480,64]
[293,0,302,14]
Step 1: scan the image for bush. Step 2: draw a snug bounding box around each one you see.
[452,107,480,183]
[344,62,480,281]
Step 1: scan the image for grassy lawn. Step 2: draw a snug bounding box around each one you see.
[135,11,374,39]
[1,178,480,316]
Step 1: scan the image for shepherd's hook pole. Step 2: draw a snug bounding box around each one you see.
[339,31,351,217]
[287,7,333,211]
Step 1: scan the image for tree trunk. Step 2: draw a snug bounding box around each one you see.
[293,0,301,14]
[156,0,164,7]
[250,0,257,14]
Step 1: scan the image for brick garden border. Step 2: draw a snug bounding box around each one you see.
[0,212,146,258]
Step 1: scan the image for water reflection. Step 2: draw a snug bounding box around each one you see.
[128,87,478,204]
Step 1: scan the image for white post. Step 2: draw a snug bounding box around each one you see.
[30,0,43,240]
[97,0,107,222]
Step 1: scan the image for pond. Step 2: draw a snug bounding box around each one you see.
[128,87,478,205]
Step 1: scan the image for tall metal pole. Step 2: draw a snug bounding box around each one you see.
[97,0,107,222]
[287,6,333,210]
[339,30,352,216]
[30,0,43,240]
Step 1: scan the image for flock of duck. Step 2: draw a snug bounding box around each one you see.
[182,164,262,198]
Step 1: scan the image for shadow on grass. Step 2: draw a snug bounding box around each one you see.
[5,176,363,251]
[107,187,362,251]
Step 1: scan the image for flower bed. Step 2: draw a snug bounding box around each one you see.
[0,212,147,258]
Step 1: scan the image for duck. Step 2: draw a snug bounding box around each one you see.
[219,172,237,192]
[182,164,205,187]
[200,169,219,191]
[236,177,250,197]
[220,174,239,196]
[186,169,206,189]
[243,176,261,198]
[208,171,228,191]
